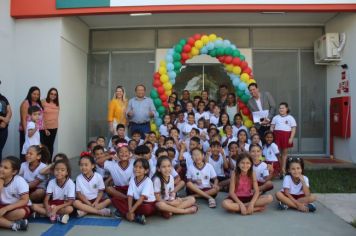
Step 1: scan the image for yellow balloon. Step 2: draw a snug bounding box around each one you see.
[165,90,172,96]
[244,119,253,128]
[159,61,166,67]
[188,53,193,59]
[216,37,223,41]
[248,79,256,85]
[209,34,217,41]
[233,66,241,75]
[159,66,167,75]
[225,64,234,72]
[195,40,203,49]
[160,74,169,83]
[163,82,172,91]
[150,123,157,131]
[241,73,250,83]
[191,47,199,56]
[201,35,209,44]
[241,114,248,121]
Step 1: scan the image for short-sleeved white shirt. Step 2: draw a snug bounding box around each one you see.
[19,162,47,183]
[153,175,175,201]
[263,143,280,162]
[104,159,134,187]
[221,136,237,155]
[22,121,41,154]
[96,165,108,178]
[47,178,75,201]
[75,173,105,201]
[253,162,270,183]
[186,163,217,189]
[127,176,156,202]
[149,158,179,179]
[0,175,30,205]
[195,111,209,124]
[210,115,219,126]
[232,125,248,137]
[271,115,297,132]
[208,154,225,177]
[282,175,309,195]
[182,123,197,138]
[159,125,169,137]
[183,152,194,167]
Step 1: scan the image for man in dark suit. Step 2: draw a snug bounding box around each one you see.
[247,83,276,139]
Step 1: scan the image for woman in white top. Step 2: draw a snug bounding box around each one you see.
[225,93,238,124]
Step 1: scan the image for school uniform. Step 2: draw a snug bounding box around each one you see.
[149,158,179,180]
[208,154,227,181]
[175,121,186,139]
[104,159,134,194]
[186,163,217,195]
[47,178,75,205]
[221,136,237,156]
[112,176,156,217]
[195,111,209,124]
[0,175,31,218]
[281,175,309,199]
[209,115,220,126]
[21,121,40,155]
[159,124,169,137]
[19,162,47,191]
[232,125,248,137]
[181,123,197,139]
[263,143,280,176]
[271,114,297,149]
[153,174,175,201]
[96,164,109,179]
[75,173,105,202]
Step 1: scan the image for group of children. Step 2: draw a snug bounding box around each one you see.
[0,101,317,231]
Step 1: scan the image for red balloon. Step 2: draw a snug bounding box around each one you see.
[181,59,186,65]
[240,61,248,70]
[183,44,192,53]
[154,72,161,80]
[162,101,169,108]
[224,56,233,64]
[157,87,165,95]
[243,67,252,74]
[153,79,161,88]
[242,107,250,115]
[160,94,168,101]
[217,56,225,63]
[232,57,241,66]
[187,37,195,46]
[181,53,189,60]
[193,34,202,40]
[238,101,245,109]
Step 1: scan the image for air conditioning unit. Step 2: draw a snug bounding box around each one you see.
[314,33,342,65]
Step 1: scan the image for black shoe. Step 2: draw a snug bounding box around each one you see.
[13,219,28,231]
[113,210,122,219]
[134,215,146,225]
[307,203,316,212]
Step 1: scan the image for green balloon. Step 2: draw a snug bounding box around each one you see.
[175,44,183,53]
[217,48,225,56]
[154,98,162,107]
[158,106,166,114]
[241,94,250,103]
[237,90,244,97]
[209,49,217,57]
[224,47,233,56]
[174,61,182,70]
[232,50,241,57]
[150,89,159,99]
[240,55,245,61]
[179,39,187,46]
[173,53,181,61]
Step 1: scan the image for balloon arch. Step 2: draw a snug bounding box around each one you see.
[149,33,255,134]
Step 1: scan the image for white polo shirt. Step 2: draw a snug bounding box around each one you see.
[282,175,309,195]
[127,176,156,202]
[208,154,225,177]
[47,178,75,201]
[104,159,134,187]
[19,162,47,184]
[153,175,175,201]
[0,175,29,205]
[263,143,280,162]
[253,162,270,183]
[271,115,297,131]
[75,173,105,201]
[186,163,217,189]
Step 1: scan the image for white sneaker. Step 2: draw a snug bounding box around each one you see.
[77,210,87,218]
[99,208,111,217]
[57,214,69,224]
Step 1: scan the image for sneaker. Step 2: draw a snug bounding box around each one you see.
[134,215,146,225]
[77,210,87,218]
[113,210,122,219]
[307,203,316,212]
[99,208,111,217]
[50,214,57,223]
[57,214,69,224]
[278,201,289,210]
[12,219,28,231]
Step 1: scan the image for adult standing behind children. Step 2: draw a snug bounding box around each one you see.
[41,88,60,159]
[108,85,128,135]
[126,85,157,139]
[0,90,12,161]
[19,86,44,160]
[247,83,276,139]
